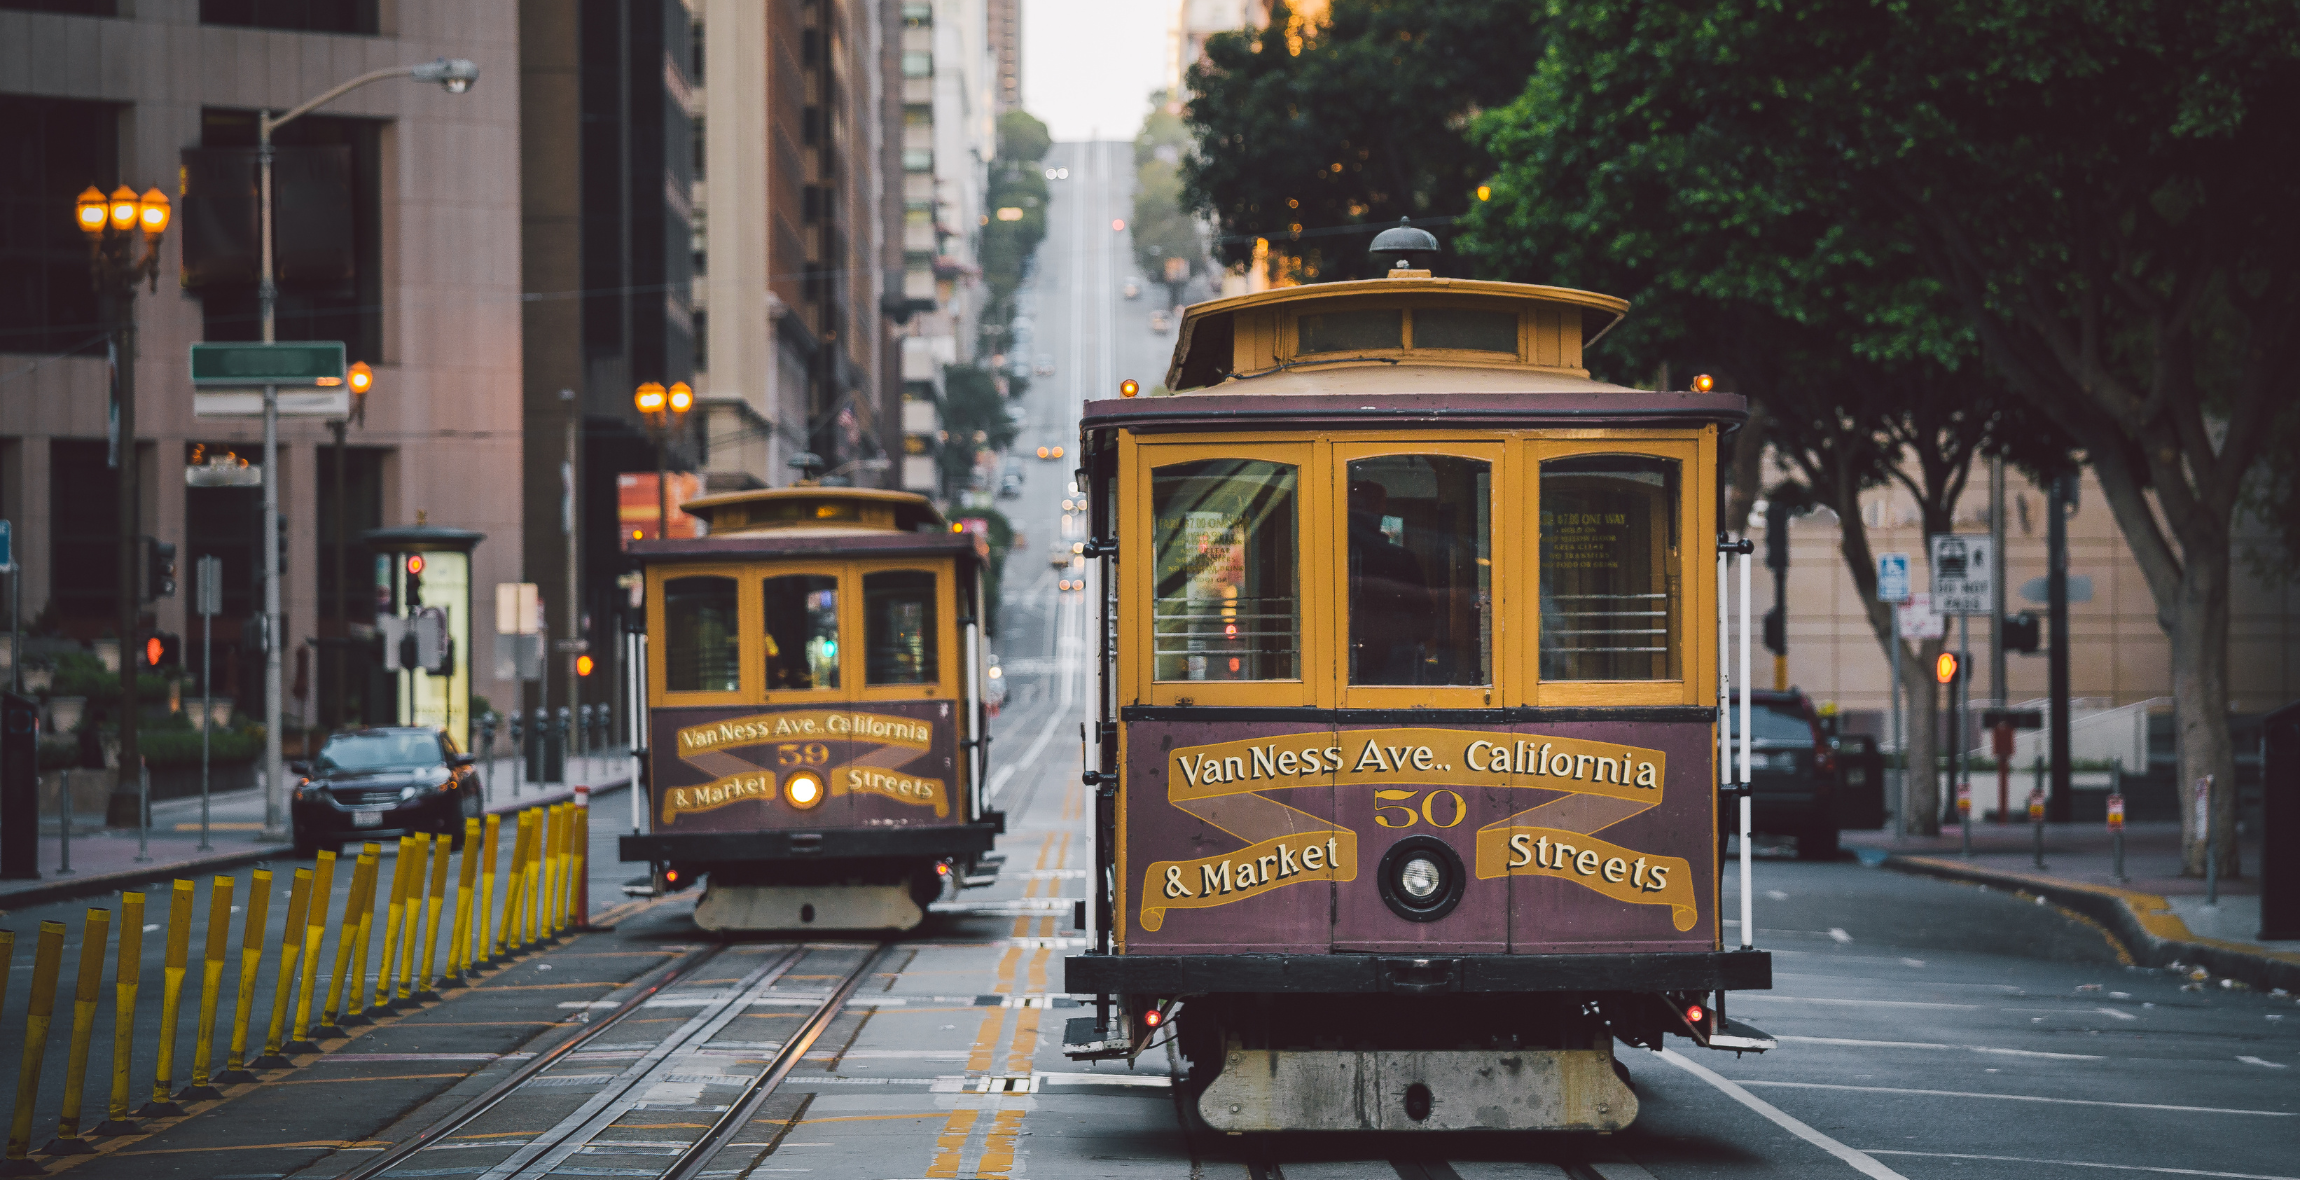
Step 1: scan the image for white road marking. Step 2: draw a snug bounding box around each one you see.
[2097,1006,2140,1020]
[1828,927,1852,943]
[1766,889,1790,900]
[1733,994,1979,1010]
[2237,1056,2287,1069]
[1774,1035,2102,1060]
[1736,1079,2295,1116]
[1899,958,1925,967]
[1861,1149,2300,1179]
[1658,1049,1910,1179]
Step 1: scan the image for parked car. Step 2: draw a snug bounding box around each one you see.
[1034,353,1055,376]
[1728,689,1841,859]
[290,726,483,858]
[1122,277,1142,299]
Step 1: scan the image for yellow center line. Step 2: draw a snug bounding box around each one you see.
[1024,947,1049,994]
[923,1107,979,1179]
[992,946,1021,993]
[1003,1006,1041,1074]
[977,1108,1027,1176]
[964,1007,1009,1074]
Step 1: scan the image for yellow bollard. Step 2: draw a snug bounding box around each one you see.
[537,806,556,939]
[93,894,143,1135]
[446,817,480,986]
[286,850,340,1051]
[395,834,430,1002]
[324,848,379,1033]
[217,870,273,1082]
[40,907,110,1153]
[573,803,592,931]
[0,930,11,1027]
[549,804,569,935]
[179,876,235,1100]
[501,811,530,953]
[418,829,452,997]
[253,868,313,1068]
[137,880,195,1117]
[477,812,502,966]
[528,808,547,945]
[6,921,68,1170]
[374,837,413,1012]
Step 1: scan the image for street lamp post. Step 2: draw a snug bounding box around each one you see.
[251,58,477,840]
[633,382,693,539]
[75,184,171,827]
[328,362,373,732]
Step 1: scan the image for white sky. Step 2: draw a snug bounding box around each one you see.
[1022,0,1174,141]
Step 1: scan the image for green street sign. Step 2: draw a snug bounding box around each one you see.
[189,341,346,389]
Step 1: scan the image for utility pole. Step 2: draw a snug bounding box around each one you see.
[1989,457,2007,709]
[1764,498,1790,690]
[2047,471,2074,821]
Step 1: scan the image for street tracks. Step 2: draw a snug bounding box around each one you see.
[342,940,890,1180]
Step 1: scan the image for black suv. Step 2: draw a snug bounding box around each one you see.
[1729,689,1840,859]
[290,727,483,858]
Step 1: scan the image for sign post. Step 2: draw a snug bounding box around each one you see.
[1877,554,1910,830]
[193,340,348,841]
[3,518,17,696]
[195,556,222,852]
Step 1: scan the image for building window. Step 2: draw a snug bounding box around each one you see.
[47,439,119,626]
[0,95,119,357]
[199,0,378,34]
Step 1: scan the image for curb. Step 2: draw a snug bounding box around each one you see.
[1885,854,2300,993]
[2,780,633,913]
[0,842,297,911]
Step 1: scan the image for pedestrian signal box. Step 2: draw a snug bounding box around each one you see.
[1935,651,1962,685]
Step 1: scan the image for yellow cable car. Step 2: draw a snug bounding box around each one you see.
[1062,225,1772,1133]
[619,487,1002,932]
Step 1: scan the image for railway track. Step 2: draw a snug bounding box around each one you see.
[341,940,891,1180]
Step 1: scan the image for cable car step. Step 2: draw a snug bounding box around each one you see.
[1062,1016,1128,1061]
[620,876,658,898]
[1707,1017,1775,1052]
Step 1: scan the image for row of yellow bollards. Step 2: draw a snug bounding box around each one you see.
[0,800,591,1173]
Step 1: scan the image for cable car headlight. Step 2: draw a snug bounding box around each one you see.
[1376,835,1465,922]
[785,771,825,810]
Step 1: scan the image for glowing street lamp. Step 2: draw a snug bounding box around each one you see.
[635,381,695,540]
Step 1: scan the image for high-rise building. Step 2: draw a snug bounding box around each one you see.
[989,0,1022,113]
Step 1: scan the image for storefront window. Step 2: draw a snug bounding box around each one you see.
[1151,459,1299,681]
[1346,455,1491,686]
[663,575,741,692]
[864,570,939,685]
[1539,455,1682,681]
[763,575,839,690]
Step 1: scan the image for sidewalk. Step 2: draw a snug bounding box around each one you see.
[1843,821,2300,992]
[1,747,637,912]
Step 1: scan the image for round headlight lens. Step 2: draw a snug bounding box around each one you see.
[786,772,824,810]
[1399,855,1443,900]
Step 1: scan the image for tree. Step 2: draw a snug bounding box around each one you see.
[1461,20,2072,834]
[979,111,1055,354]
[1473,0,2299,874]
[1182,0,1541,283]
[1132,93,1203,305]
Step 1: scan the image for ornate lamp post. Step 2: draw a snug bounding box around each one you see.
[633,381,693,540]
[76,184,170,827]
[326,362,374,731]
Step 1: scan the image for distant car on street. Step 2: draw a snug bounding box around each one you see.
[1033,353,1055,376]
[1122,277,1141,299]
[1730,688,1841,859]
[1148,310,1170,333]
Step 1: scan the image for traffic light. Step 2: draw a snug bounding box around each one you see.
[404,553,425,607]
[1762,605,1786,656]
[1935,650,1962,685]
[576,654,595,677]
[2003,611,2040,654]
[144,537,177,600]
[1764,499,1791,571]
[141,632,179,670]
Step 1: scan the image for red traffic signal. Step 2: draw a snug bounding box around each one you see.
[576,654,595,676]
[1934,651,1961,685]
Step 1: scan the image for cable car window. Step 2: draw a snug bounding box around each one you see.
[762,574,839,690]
[663,575,741,692]
[1412,308,1517,353]
[864,570,940,685]
[1346,455,1491,686]
[1151,459,1299,682]
[1539,455,1682,681]
[1297,308,1402,354]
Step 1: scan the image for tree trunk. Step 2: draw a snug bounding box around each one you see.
[1899,646,1942,837]
[2171,546,2240,877]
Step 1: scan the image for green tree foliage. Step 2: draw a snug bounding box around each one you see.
[1131,94,1203,304]
[980,111,1055,350]
[1464,0,2297,865]
[935,363,1020,489]
[1182,0,1541,282]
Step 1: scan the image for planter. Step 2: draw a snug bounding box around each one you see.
[47,695,86,734]
[23,666,53,692]
[193,700,234,731]
[91,639,119,673]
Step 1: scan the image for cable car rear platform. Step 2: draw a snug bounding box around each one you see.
[1065,948,1769,994]
[622,813,1004,864]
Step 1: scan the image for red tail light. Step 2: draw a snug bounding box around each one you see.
[1684,1004,1706,1025]
[1142,1008,1163,1028]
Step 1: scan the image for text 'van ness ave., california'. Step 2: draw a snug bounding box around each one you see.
[676,709,935,755]
[1168,728,1665,795]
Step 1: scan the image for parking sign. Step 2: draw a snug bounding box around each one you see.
[1929,533,1993,615]
[1876,552,1910,603]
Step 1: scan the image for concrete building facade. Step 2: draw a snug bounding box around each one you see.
[1,0,525,743]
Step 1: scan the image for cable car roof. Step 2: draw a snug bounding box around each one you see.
[677,486,947,537]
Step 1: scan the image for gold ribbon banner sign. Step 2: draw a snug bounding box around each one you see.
[667,710,942,824]
[1139,727,1690,931]
[661,772,776,822]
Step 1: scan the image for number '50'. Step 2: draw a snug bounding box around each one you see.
[1373,789,1466,829]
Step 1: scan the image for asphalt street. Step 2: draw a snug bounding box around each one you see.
[5,138,2293,1180]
